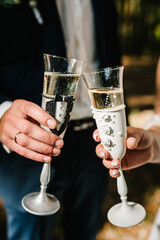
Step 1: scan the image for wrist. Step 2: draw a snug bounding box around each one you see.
[0,101,12,154]
[0,101,12,119]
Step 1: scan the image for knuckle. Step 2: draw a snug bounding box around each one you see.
[2,109,14,123]
[44,145,53,154]
[24,101,34,115]
[1,134,7,145]
[18,135,29,147]
[12,99,19,107]
[44,133,52,143]
[0,133,5,143]
[12,99,24,109]
[22,123,32,135]
[44,132,55,145]
[3,112,11,122]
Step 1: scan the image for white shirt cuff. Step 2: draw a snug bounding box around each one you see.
[0,101,13,154]
[0,101,12,119]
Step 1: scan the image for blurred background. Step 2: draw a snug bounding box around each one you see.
[0,0,160,239]
[97,0,160,239]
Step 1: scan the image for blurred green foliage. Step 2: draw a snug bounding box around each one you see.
[115,0,160,55]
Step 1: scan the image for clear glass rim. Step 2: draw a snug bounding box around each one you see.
[43,53,86,65]
[82,65,124,75]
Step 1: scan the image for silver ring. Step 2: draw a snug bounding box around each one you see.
[14,132,22,144]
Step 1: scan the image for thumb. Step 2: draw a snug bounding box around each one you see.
[126,126,151,150]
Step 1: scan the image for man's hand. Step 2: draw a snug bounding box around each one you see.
[0,99,64,162]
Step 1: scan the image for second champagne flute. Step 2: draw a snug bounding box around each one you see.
[82,66,146,227]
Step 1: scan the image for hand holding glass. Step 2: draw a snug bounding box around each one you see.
[82,66,146,227]
[22,54,85,216]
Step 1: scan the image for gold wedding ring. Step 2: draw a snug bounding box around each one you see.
[14,132,22,144]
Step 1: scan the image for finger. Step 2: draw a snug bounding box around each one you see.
[127,126,151,150]
[102,158,119,178]
[52,148,61,156]
[14,132,62,156]
[102,158,120,169]
[13,100,57,129]
[103,159,120,169]
[93,129,101,142]
[16,118,63,147]
[8,140,53,163]
[95,143,110,159]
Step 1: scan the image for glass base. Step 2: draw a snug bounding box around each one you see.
[107,202,146,227]
[22,192,60,216]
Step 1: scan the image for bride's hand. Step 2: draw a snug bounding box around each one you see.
[93,126,155,178]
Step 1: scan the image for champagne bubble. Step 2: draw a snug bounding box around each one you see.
[88,88,124,109]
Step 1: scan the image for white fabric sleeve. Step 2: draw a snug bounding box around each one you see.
[0,101,13,154]
[145,113,160,130]
[0,101,12,119]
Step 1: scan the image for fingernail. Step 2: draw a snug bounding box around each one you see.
[111,161,118,167]
[52,148,60,155]
[112,170,117,176]
[47,119,55,129]
[100,152,106,158]
[94,133,98,141]
[43,156,51,162]
[129,137,136,143]
[55,139,64,148]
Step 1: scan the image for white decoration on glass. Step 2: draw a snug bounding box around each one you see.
[92,105,126,160]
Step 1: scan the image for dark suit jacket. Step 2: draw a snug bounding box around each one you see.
[0,0,120,105]
[0,0,121,210]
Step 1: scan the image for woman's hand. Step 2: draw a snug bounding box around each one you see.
[0,99,64,162]
[93,126,159,178]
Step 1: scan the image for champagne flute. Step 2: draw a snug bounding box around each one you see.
[82,66,146,227]
[22,54,85,216]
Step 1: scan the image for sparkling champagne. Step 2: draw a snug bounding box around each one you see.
[42,72,80,135]
[88,88,124,109]
[43,72,80,97]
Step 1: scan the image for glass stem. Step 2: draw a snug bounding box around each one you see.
[117,163,131,211]
[37,162,51,201]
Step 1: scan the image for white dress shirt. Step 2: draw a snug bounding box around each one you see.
[56,0,99,120]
